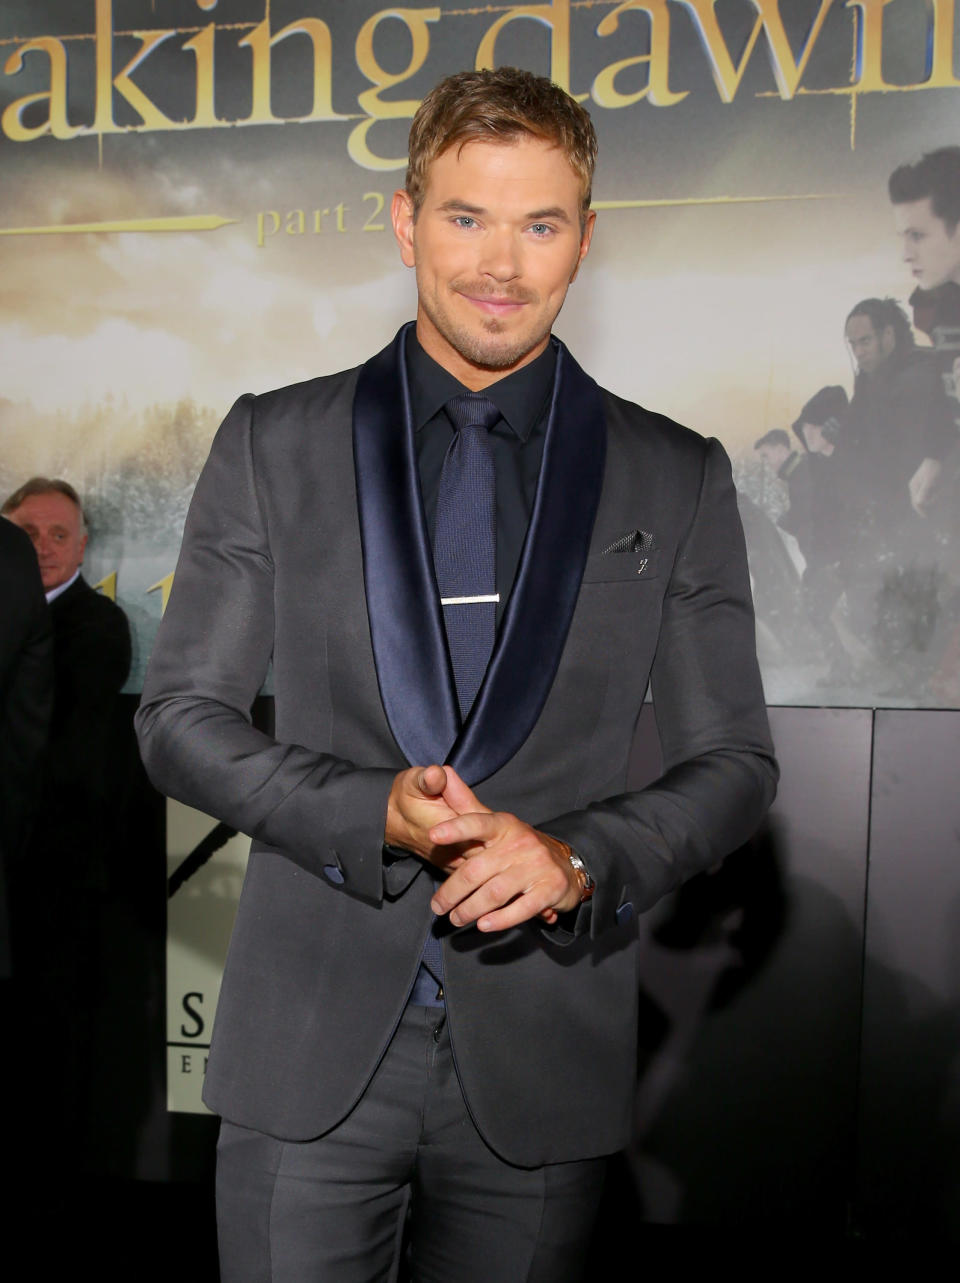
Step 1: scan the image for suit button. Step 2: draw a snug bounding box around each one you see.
[322,864,345,885]
[616,902,634,926]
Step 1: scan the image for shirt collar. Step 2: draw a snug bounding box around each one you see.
[46,567,81,603]
[406,330,557,442]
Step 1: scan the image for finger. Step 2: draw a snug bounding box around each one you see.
[428,811,501,847]
[477,894,560,933]
[440,766,491,816]
[416,763,448,796]
[432,853,566,924]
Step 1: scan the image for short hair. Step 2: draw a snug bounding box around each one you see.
[406,67,598,225]
[888,147,960,233]
[846,297,914,352]
[754,429,791,452]
[792,385,848,445]
[2,476,87,531]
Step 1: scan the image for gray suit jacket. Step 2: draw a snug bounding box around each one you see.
[136,326,776,1166]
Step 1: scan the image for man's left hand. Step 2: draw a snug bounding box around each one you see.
[428,768,582,932]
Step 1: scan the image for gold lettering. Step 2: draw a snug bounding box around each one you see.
[362,192,386,232]
[844,0,897,90]
[349,8,440,171]
[924,0,960,87]
[285,209,305,235]
[182,24,218,128]
[475,0,583,98]
[238,16,348,125]
[94,0,179,133]
[675,0,834,102]
[591,1,686,108]
[2,37,79,141]
[257,210,280,247]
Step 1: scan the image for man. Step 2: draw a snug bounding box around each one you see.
[137,68,776,1281]
[840,299,955,520]
[889,146,960,422]
[754,427,817,566]
[2,478,131,1189]
[2,478,131,794]
[0,518,51,978]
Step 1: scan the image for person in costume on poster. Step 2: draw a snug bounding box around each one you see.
[137,68,776,1281]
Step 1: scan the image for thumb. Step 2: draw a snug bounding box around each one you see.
[415,764,448,797]
[441,765,491,815]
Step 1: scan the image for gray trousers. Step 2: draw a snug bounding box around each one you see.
[216,1002,606,1282]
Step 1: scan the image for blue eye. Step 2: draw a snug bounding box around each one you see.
[454,216,476,229]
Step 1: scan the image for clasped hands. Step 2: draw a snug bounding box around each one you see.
[385,764,582,932]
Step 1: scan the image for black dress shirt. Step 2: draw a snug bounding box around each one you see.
[405,331,557,621]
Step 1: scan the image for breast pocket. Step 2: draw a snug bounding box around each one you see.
[580,549,660,584]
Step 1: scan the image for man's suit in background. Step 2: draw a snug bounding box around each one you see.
[137,325,776,1167]
[0,518,52,977]
[12,571,131,1184]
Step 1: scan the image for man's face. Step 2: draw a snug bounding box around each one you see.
[7,491,87,590]
[756,444,788,472]
[893,197,960,291]
[845,315,894,375]
[392,136,595,389]
[801,422,832,456]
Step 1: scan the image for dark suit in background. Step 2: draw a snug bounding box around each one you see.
[0,518,52,977]
[12,572,131,1183]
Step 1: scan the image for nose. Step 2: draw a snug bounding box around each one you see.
[477,227,521,282]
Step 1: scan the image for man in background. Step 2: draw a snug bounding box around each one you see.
[2,477,131,1200]
[0,517,51,978]
[890,145,960,426]
[841,298,954,521]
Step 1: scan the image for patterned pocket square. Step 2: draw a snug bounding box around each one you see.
[601,529,655,555]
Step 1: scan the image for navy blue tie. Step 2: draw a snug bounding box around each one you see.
[409,394,499,1009]
[433,393,500,718]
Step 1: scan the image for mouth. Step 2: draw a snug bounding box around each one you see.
[460,292,528,317]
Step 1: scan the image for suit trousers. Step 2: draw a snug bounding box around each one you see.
[215,1002,606,1282]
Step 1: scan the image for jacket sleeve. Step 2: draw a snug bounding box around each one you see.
[540,437,778,939]
[134,394,397,906]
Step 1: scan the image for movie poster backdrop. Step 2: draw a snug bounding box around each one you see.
[1,1,958,1112]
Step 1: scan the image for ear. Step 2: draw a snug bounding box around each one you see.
[391,189,416,268]
[569,209,596,283]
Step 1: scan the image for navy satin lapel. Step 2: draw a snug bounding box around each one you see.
[353,324,460,766]
[451,343,606,784]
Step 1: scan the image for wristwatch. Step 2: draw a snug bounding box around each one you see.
[566,850,595,903]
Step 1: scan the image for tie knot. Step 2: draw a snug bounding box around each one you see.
[445,393,501,435]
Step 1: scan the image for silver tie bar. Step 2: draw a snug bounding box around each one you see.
[440,594,500,606]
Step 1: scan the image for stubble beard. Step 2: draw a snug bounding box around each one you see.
[418,276,553,372]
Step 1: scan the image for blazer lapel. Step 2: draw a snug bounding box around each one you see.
[353,323,460,766]
[451,341,606,784]
[354,329,606,782]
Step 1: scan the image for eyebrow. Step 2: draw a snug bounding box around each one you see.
[435,199,573,225]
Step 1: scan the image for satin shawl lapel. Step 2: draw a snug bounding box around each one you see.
[353,323,460,766]
[451,342,606,784]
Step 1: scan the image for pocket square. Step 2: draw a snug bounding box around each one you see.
[601,529,655,556]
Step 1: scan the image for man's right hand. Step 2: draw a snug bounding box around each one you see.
[384,764,469,870]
